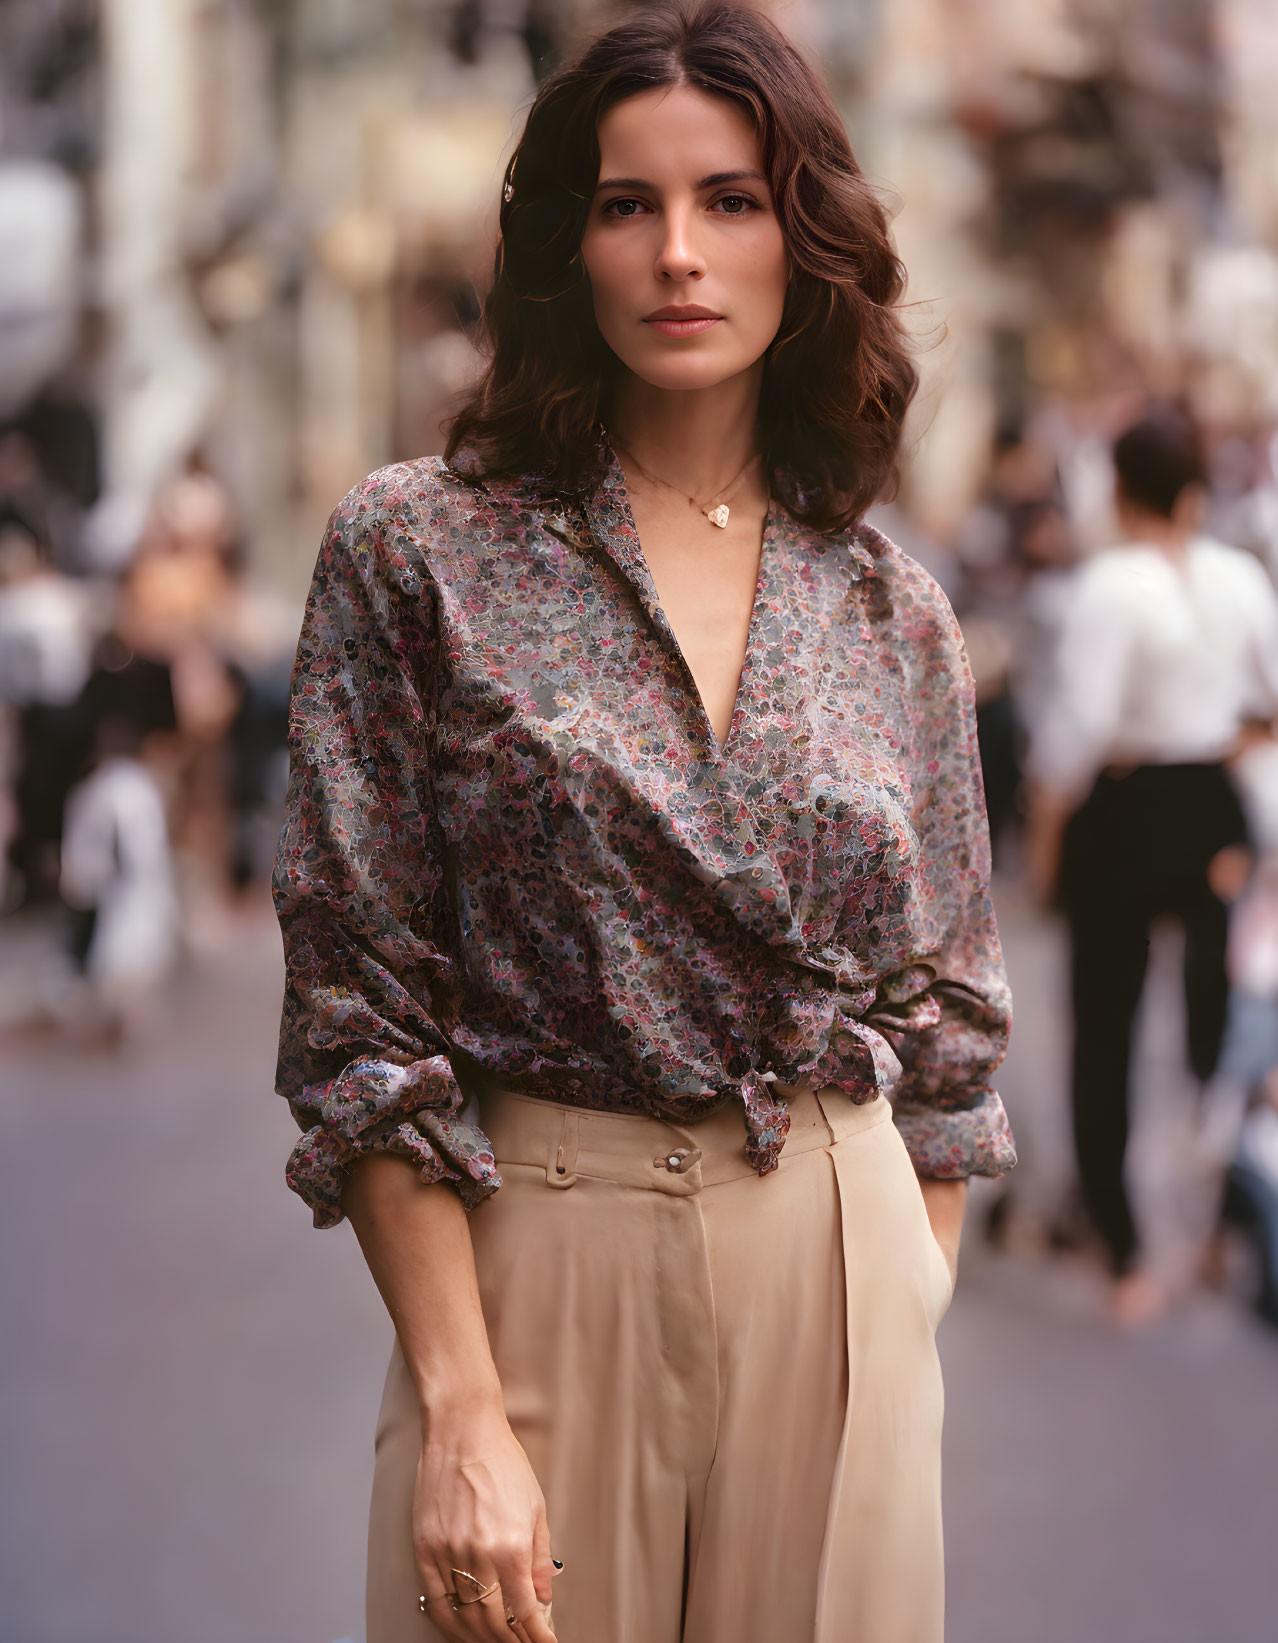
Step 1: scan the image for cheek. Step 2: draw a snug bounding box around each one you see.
[580,234,632,318]
[734,231,789,319]
[757,230,791,301]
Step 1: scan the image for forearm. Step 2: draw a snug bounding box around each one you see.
[1023,780,1073,904]
[344,1154,558,1638]
[918,1176,967,1279]
[342,1153,503,1423]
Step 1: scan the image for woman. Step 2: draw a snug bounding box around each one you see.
[273,6,1015,1640]
[1027,404,1278,1326]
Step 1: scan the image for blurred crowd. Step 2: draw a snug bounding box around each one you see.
[4,0,1278,1341]
[928,395,1278,1332]
[0,419,297,1039]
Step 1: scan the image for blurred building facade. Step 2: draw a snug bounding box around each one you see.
[5,0,1278,590]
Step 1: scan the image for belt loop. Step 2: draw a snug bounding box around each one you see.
[546,1109,580,1188]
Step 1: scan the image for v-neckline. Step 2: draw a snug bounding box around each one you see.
[599,443,776,765]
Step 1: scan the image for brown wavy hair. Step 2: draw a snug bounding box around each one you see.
[444,1,918,533]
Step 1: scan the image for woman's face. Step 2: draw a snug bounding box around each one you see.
[579,84,790,393]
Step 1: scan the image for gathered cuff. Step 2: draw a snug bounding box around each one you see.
[284,1052,501,1227]
[891,1087,1017,1180]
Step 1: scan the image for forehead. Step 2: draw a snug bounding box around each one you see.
[595,83,763,179]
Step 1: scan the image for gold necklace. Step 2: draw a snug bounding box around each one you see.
[608,432,761,529]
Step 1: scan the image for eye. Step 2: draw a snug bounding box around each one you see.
[601,197,648,218]
[714,194,759,215]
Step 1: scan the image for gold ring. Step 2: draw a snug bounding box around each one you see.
[457,1580,501,1605]
[451,1566,502,1604]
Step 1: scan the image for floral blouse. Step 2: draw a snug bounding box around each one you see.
[273,439,1015,1227]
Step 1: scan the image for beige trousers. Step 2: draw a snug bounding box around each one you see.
[366,1083,953,1643]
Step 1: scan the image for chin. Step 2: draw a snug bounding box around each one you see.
[620,350,760,393]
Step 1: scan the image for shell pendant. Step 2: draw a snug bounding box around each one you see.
[705,503,730,529]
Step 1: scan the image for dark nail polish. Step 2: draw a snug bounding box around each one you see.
[552,1557,564,1571]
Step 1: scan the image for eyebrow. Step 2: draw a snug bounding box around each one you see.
[593,169,768,194]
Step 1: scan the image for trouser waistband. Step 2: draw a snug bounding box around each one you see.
[477,1082,893,1197]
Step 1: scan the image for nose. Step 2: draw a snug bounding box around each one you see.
[654,204,705,282]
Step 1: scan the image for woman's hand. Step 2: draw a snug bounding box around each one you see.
[341,1159,557,1640]
[414,1399,557,1643]
[918,1177,967,1290]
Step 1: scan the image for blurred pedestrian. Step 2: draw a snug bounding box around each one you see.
[1027,404,1278,1324]
[0,504,92,905]
[225,651,290,892]
[59,712,180,1045]
[1199,736,1278,1323]
[1004,497,1078,753]
[119,458,242,892]
[0,426,84,575]
[1220,1072,1278,1328]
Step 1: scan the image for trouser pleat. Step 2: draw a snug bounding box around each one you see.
[814,1114,950,1643]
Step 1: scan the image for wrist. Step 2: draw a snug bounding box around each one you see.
[918,1176,967,1247]
[415,1369,506,1430]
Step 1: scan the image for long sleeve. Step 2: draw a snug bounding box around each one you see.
[272,474,500,1228]
[874,571,1015,1179]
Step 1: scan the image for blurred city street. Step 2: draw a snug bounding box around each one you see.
[5,3,1278,1642]
[2,884,1276,1643]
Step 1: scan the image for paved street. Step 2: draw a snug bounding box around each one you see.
[2,884,1276,1643]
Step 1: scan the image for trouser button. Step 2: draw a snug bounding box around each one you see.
[654,1146,702,1174]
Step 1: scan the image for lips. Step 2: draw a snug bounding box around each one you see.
[642,306,723,338]
[644,305,722,320]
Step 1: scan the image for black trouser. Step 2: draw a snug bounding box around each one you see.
[1060,763,1248,1275]
[1222,1162,1278,1324]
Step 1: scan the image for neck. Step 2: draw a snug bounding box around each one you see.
[1121,507,1194,556]
[606,364,765,501]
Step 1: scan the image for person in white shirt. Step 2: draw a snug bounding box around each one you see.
[1027,404,1278,1324]
[60,715,180,1042]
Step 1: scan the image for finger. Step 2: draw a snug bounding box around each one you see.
[481,1545,539,1643]
[414,1545,453,1606]
[449,1560,509,1643]
[504,1611,537,1643]
[530,1511,554,1606]
[499,1544,548,1636]
[413,1548,463,1640]
[457,1590,512,1643]
[420,1590,466,1641]
[499,1556,555,1643]
[428,1553,471,1641]
[515,1601,557,1643]
[500,1594,555,1643]
[477,1587,517,1643]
